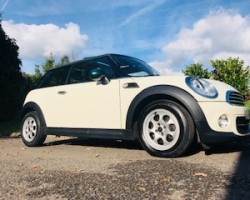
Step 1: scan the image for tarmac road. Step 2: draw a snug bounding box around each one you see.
[0,136,250,200]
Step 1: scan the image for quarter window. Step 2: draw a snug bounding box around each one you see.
[38,66,70,88]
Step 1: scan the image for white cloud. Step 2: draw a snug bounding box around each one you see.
[149,60,183,75]
[160,10,250,72]
[2,20,88,59]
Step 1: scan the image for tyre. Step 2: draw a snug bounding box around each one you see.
[21,111,47,147]
[138,100,195,157]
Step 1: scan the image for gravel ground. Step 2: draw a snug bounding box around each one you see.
[0,136,250,200]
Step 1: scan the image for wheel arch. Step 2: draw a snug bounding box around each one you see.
[22,102,47,129]
[126,85,206,136]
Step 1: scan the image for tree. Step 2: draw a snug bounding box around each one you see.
[210,57,249,96]
[25,65,42,89]
[23,55,71,92]
[0,20,24,121]
[182,63,210,78]
[42,54,70,72]
[182,58,250,98]
[56,55,70,67]
[42,53,55,73]
[34,65,42,79]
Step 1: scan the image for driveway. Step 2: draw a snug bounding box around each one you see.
[0,136,250,199]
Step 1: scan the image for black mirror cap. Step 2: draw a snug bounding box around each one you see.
[99,76,110,85]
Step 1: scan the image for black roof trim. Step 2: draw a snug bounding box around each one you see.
[83,53,133,61]
[46,53,135,72]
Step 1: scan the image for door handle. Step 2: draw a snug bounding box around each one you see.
[123,82,139,88]
[58,91,67,95]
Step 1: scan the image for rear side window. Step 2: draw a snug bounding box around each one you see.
[38,66,70,88]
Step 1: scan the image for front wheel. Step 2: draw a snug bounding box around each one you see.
[138,100,195,157]
[21,111,47,147]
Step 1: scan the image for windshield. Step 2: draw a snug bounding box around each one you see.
[113,55,160,77]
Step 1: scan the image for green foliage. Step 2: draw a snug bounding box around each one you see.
[34,65,42,79]
[22,65,43,89]
[245,100,250,109]
[246,101,250,117]
[182,63,210,78]
[40,54,70,73]
[210,57,249,96]
[0,115,21,136]
[42,53,55,73]
[30,65,43,87]
[183,58,250,98]
[56,55,70,67]
[0,20,25,121]
[23,55,71,91]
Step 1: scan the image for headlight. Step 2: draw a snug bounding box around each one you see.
[185,77,218,98]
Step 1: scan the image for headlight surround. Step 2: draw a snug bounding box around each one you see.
[185,77,218,98]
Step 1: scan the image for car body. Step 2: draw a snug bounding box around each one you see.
[21,54,250,157]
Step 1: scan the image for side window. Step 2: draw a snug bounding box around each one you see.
[92,57,116,79]
[68,63,91,84]
[68,57,115,84]
[38,66,70,88]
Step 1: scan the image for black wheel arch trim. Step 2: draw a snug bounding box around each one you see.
[22,102,47,129]
[125,85,215,144]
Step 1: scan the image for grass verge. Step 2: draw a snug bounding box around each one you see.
[0,116,21,137]
[245,100,250,109]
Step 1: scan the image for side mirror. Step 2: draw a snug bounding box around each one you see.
[88,68,105,81]
[88,68,110,85]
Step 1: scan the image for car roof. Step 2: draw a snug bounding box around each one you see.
[83,53,132,61]
[46,53,132,72]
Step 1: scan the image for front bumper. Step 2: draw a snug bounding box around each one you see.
[196,102,250,145]
[196,121,250,145]
[199,102,249,135]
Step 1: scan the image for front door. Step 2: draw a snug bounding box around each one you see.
[43,56,121,129]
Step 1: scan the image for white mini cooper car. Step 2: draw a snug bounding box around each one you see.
[21,54,250,157]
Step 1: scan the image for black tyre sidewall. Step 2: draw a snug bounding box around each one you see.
[138,100,194,157]
[21,111,46,147]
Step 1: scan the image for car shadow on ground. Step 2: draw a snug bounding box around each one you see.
[224,145,250,199]
[45,137,208,156]
[203,143,250,155]
[201,143,250,199]
[44,137,250,157]
[44,137,145,150]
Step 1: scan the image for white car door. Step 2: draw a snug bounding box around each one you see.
[40,57,121,129]
[37,57,121,129]
[55,80,121,129]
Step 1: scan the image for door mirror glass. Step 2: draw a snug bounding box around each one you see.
[88,68,105,81]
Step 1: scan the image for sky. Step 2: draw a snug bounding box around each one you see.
[1,0,250,75]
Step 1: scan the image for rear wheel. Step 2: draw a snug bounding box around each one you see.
[138,100,195,157]
[21,111,47,147]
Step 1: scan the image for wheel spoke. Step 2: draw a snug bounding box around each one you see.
[22,117,37,142]
[143,108,180,151]
[159,113,167,125]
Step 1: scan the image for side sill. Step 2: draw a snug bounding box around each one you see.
[45,127,135,140]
